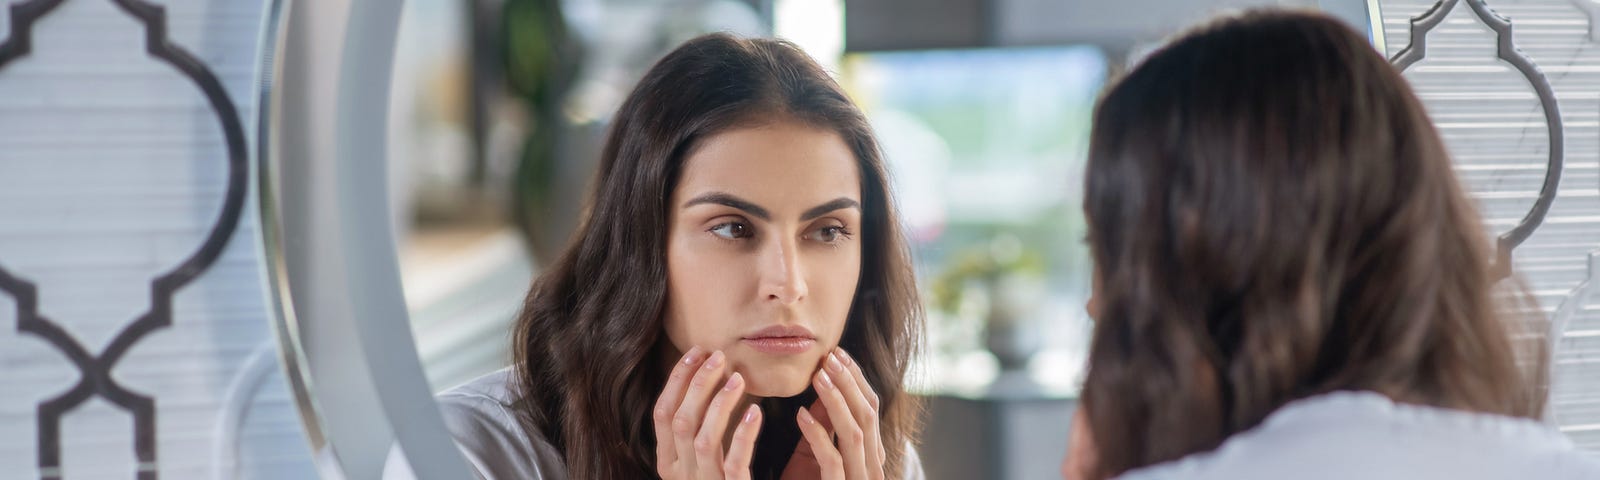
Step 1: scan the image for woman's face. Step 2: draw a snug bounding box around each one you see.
[664,120,864,397]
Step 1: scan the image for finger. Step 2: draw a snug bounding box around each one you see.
[814,369,869,479]
[809,400,834,434]
[835,349,880,411]
[722,405,762,480]
[825,349,884,474]
[673,350,728,474]
[798,407,845,480]
[783,402,822,465]
[694,372,746,476]
[654,347,706,473]
[840,349,887,473]
[835,349,887,477]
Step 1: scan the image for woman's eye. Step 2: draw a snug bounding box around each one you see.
[709,222,752,240]
[807,225,851,243]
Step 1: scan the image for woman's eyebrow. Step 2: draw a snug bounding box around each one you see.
[683,192,770,220]
[800,198,861,221]
[682,192,860,221]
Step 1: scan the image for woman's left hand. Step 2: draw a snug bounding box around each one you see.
[1062,406,1097,480]
[782,347,886,480]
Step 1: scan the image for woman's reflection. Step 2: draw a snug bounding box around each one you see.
[391,33,926,480]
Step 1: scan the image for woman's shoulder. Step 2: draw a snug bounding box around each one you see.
[434,367,522,416]
[385,368,568,480]
[903,440,926,480]
[1117,391,1600,480]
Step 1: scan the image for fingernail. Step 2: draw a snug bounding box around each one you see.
[682,347,703,365]
[724,372,743,391]
[837,348,853,365]
[816,370,832,390]
[827,352,844,372]
[798,408,816,425]
[744,405,760,423]
[705,350,724,369]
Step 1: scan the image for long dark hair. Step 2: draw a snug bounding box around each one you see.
[509,33,922,478]
[1080,10,1542,478]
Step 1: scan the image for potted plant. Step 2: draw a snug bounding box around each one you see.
[929,232,1048,392]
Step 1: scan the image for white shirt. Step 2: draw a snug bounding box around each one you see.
[1118,390,1600,480]
[386,368,926,479]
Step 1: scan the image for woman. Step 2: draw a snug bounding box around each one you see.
[1063,10,1600,480]
[392,34,925,479]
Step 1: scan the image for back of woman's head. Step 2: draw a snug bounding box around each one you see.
[1081,9,1541,477]
[511,33,920,478]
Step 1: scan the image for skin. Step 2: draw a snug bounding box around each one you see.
[663,120,864,398]
[652,120,890,478]
[1062,269,1103,480]
[1062,405,1097,480]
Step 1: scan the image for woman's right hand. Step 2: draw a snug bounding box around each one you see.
[655,347,764,479]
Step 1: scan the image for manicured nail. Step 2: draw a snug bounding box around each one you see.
[705,350,725,369]
[827,351,845,372]
[836,348,853,365]
[724,372,744,391]
[816,370,833,390]
[682,347,704,365]
[798,408,816,425]
[744,405,760,423]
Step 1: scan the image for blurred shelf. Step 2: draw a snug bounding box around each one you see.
[399,225,535,391]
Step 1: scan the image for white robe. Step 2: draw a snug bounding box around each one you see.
[384,368,926,479]
[1118,390,1600,480]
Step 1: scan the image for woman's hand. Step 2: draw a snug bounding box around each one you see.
[782,348,886,480]
[1061,406,1098,480]
[655,347,764,479]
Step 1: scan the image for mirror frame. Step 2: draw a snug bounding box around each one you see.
[257,0,477,477]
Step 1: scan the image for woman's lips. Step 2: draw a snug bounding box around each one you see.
[741,325,816,354]
[740,336,816,354]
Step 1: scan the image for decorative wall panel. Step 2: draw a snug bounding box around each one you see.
[1381,0,1600,452]
[0,0,318,478]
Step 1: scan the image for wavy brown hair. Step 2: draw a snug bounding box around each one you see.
[1080,10,1544,478]
[509,33,922,479]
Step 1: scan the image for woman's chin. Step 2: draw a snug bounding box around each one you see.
[741,370,813,397]
[742,379,806,396]
[731,350,829,397]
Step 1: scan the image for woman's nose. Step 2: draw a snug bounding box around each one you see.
[760,238,808,304]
